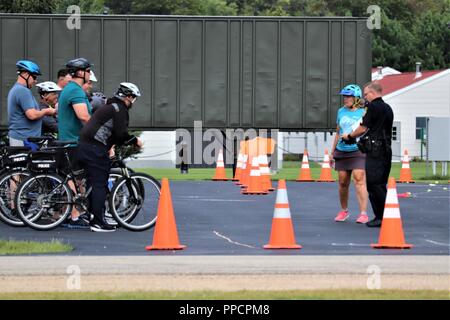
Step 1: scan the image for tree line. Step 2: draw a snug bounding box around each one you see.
[1,0,449,72]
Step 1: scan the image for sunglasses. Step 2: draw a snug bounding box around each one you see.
[30,74,38,80]
[343,95,353,98]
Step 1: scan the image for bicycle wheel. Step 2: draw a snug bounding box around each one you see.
[0,170,30,227]
[15,173,73,231]
[109,173,160,231]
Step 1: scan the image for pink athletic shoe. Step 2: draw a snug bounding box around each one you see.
[356,214,369,224]
[334,210,349,222]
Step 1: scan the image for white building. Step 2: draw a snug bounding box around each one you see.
[127,131,176,168]
[380,67,450,160]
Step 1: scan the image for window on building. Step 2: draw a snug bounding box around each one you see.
[416,117,427,140]
[392,126,397,141]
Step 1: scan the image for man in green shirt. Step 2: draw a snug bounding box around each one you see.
[58,58,92,142]
[57,58,93,228]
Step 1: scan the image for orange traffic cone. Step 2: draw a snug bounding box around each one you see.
[296,149,314,182]
[242,156,268,195]
[317,149,335,182]
[371,177,413,249]
[264,180,302,249]
[239,154,251,188]
[232,151,244,182]
[146,178,186,250]
[397,150,414,183]
[212,149,228,181]
[259,154,274,192]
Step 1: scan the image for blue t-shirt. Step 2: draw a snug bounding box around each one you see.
[336,106,365,152]
[7,83,41,141]
[58,81,92,141]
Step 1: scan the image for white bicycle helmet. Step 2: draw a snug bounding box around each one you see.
[89,70,98,82]
[36,81,62,94]
[115,82,141,97]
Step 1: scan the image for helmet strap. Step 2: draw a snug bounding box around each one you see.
[18,72,32,89]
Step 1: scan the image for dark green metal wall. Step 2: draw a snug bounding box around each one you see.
[0,14,372,130]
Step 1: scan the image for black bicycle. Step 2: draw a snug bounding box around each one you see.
[14,143,160,231]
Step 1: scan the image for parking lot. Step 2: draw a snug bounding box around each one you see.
[1,180,448,256]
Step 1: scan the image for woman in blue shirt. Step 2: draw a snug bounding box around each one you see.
[330,84,369,224]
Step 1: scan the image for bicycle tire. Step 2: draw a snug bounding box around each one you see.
[0,170,31,227]
[109,173,160,231]
[15,173,73,231]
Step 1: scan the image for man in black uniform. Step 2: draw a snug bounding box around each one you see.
[342,82,393,227]
[78,82,143,232]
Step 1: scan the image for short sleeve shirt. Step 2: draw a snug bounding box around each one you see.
[7,83,41,141]
[336,106,365,152]
[361,97,394,145]
[57,81,92,141]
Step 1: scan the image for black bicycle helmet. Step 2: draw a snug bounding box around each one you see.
[65,58,92,76]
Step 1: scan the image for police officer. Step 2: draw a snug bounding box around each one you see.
[342,82,393,227]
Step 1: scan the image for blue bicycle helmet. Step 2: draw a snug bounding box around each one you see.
[16,60,42,75]
[339,84,362,98]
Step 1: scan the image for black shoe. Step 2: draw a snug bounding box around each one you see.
[62,217,91,229]
[90,222,116,233]
[366,218,382,228]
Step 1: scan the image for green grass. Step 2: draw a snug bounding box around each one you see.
[0,289,447,300]
[137,161,450,183]
[0,239,73,255]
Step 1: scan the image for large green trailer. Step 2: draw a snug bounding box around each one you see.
[0,14,371,131]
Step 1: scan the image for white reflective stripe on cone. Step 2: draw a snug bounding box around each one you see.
[302,163,310,168]
[218,151,224,162]
[385,190,398,204]
[273,208,291,219]
[250,170,260,176]
[275,189,289,204]
[383,207,401,219]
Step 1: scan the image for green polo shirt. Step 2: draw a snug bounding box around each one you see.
[57,81,92,142]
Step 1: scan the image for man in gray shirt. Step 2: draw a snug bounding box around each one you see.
[8,60,56,146]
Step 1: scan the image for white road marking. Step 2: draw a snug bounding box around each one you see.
[331,243,368,247]
[425,240,450,247]
[213,230,256,249]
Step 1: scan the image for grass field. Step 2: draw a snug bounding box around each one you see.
[0,240,73,255]
[0,289,448,300]
[137,161,450,183]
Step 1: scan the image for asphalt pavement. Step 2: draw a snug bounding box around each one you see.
[0,181,448,256]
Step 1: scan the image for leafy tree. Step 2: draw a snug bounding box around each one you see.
[131,0,236,15]
[53,0,106,14]
[411,10,450,70]
[104,0,132,14]
[1,0,57,13]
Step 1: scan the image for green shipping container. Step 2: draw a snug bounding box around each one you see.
[0,14,371,131]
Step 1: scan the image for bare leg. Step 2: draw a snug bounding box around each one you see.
[338,170,351,210]
[352,169,368,213]
[67,180,81,219]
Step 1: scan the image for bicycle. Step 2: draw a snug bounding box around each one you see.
[0,135,55,227]
[14,143,160,231]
